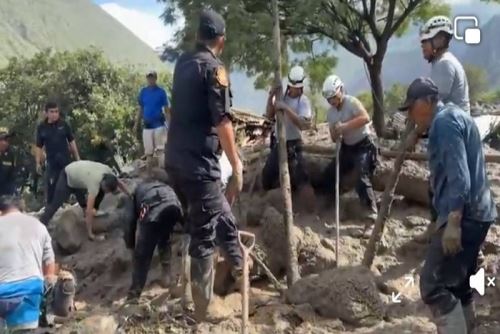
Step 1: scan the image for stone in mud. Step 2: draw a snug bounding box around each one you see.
[286,266,385,327]
[53,206,86,254]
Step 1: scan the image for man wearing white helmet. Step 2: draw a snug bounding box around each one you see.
[420,15,470,113]
[320,74,378,222]
[263,65,315,209]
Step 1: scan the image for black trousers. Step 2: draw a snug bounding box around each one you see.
[262,139,310,191]
[168,170,243,269]
[45,163,65,206]
[128,209,178,298]
[39,170,104,225]
[320,136,378,211]
[420,220,491,317]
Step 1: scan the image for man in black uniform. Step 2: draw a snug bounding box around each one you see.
[35,102,80,206]
[165,9,244,322]
[0,127,17,196]
[125,169,183,302]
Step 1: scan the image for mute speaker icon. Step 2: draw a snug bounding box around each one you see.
[469,268,485,296]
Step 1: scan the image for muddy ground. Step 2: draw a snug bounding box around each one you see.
[44,125,500,334]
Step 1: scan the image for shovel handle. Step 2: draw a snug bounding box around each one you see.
[238,231,256,253]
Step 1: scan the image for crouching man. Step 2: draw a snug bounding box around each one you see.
[320,74,378,222]
[0,195,56,332]
[39,160,130,240]
[125,169,183,302]
[401,78,497,333]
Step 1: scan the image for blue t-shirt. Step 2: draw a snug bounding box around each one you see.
[138,86,169,129]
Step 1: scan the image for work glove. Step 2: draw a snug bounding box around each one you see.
[226,159,243,206]
[442,210,463,256]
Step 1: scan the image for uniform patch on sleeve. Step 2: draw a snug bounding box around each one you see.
[214,66,228,88]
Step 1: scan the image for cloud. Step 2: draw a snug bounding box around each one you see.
[99,2,181,49]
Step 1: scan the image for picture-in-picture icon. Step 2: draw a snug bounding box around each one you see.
[454,16,481,45]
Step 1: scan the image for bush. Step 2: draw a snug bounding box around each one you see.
[0,48,171,175]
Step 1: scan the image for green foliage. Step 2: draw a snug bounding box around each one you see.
[464,64,489,103]
[0,49,171,171]
[357,83,407,114]
[478,90,500,104]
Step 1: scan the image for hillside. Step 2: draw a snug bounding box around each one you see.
[0,0,164,69]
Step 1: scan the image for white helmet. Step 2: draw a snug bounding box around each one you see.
[287,65,305,88]
[420,16,453,41]
[322,74,343,99]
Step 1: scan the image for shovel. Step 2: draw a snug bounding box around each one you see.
[238,231,256,334]
[335,138,342,267]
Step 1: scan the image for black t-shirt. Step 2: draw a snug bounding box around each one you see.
[36,119,74,168]
[166,43,233,181]
[0,148,16,193]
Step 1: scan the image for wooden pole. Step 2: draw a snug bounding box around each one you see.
[271,0,300,286]
[362,120,419,267]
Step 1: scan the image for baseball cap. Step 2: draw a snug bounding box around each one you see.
[399,77,439,111]
[146,70,157,78]
[198,9,226,40]
[0,127,13,140]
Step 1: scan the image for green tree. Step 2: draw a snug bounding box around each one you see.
[464,64,488,103]
[160,0,449,137]
[0,49,171,176]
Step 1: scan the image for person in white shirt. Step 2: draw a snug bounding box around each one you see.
[263,65,316,210]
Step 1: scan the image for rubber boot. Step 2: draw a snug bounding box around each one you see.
[190,255,215,323]
[52,270,76,318]
[463,301,477,333]
[180,234,193,311]
[434,303,467,334]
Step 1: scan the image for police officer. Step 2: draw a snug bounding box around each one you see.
[125,169,183,302]
[0,127,16,196]
[35,101,80,206]
[165,9,244,322]
[401,78,496,333]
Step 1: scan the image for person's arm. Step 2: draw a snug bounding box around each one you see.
[41,230,56,279]
[135,90,144,131]
[35,126,44,171]
[64,123,80,160]
[438,118,470,214]
[340,97,370,132]
[266,88,278,120]
[431,60,455,103]
[85,195,96,239]
[117,179,131,197]
[276,98,312,130]
[162,90,171,124]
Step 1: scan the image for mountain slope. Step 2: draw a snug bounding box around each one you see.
[0,0,164,69]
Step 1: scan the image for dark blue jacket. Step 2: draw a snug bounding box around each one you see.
[428,102,497,227]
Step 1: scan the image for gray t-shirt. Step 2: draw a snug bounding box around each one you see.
[431,51,470,113]
[276,94,312,141]
[326,95,371,145]
[65,160,114,196]
[0,212,54,283]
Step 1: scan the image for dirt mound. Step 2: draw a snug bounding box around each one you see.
[286,266,385,326]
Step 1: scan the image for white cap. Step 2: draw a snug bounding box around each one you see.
[420,16,453,41]
[287,65,305,88]
[322,74,344,99]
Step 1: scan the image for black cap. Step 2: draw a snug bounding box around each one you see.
[198,9,226,40]
[399,77,439,111]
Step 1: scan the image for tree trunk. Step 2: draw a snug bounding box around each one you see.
[271,0,300,287]
[367,60,385,137]
[362,120,419,268]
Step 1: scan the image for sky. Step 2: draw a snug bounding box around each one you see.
[92,1,180,49]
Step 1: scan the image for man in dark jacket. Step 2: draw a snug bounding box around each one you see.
[0,127,16,197]
[125,170,183,301]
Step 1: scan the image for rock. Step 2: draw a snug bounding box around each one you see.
[245,197,267,227]
[403,216,430,228]
[94,196,135,234]
[53,206,86,254]
[483,241,499,255]
[260,207,336,277]
[286,266,385,327]
[77,314,118,334]
[263,189,285,213]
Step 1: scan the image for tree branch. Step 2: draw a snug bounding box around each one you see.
[382,0,397,38]
[390,0,421,36]
[361,0,381,39]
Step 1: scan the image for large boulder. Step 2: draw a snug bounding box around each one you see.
[53,206,86,254]
[286,266,385,327]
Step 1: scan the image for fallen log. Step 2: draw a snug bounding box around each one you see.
[363,121,419,268]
